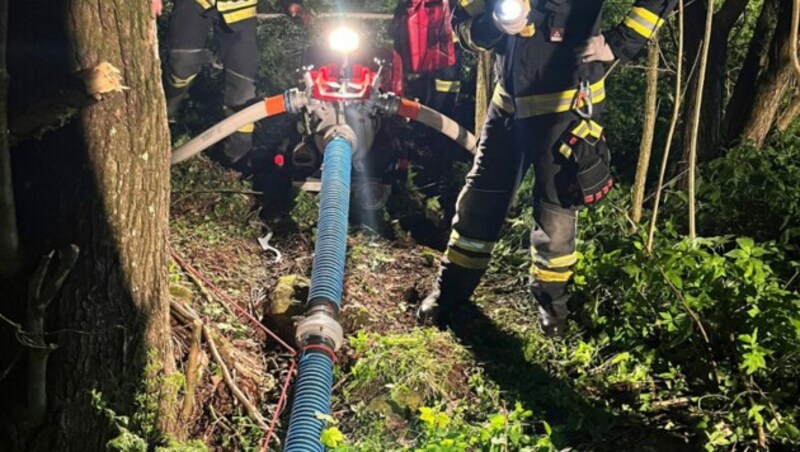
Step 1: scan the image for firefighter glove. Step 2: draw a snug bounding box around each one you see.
[557,119,613,205]
[579,34,616,63]
[492,0,531,36]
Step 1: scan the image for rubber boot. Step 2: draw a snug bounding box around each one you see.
[531,280,569,338]
[417,262,485,327]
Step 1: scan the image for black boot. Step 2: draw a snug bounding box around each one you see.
[531,280,569,338]
[417,262,485,328]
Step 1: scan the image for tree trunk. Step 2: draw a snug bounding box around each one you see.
[681,0,743,165]
[630,40,660,227]
[740,0,796,146]
[474,51,494,132]
[1,0,176,449]
[723,0,781,144]
[0,0,18,279]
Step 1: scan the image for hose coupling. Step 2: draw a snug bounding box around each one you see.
[295,304,344,351]
[373,93,400,117]
[323,125,357,149]
[285,88,309,114]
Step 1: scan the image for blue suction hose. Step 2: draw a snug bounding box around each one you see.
[284,136,351,451]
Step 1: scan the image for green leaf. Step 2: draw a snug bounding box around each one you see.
[320,427,346,447]
[736,237,754,251]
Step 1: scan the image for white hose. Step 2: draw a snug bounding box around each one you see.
[171,97,287,165]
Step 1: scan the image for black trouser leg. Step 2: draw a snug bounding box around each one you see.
[420,103,529,323]
[165,0,211,118]
[523,106,605,335]
[218,18,258,161]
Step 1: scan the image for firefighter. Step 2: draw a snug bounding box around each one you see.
[163,0,308,163]
[417,0,677,336]
[390,0,461,117]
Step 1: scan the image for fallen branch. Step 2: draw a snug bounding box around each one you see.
[651,396,692,410]
[169,299,269,431]
[203,324,269,431]
[182,319,204,420]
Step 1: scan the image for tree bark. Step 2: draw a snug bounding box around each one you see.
[0,0,18,279]
[723,0,781,144]
[740,0,796,146]
[630,40,660,227]
[474,51,494,132]
[1,0,175,449]
[680,0,748,165]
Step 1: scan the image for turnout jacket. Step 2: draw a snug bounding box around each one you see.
[194,0,259,24]
[454,0,677,117]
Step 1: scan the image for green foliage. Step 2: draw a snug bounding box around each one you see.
[693,136,800,255]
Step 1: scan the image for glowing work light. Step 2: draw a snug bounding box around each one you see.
[496,0,524,22]
[329,27,360,54]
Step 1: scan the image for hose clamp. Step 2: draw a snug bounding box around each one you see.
[323,124,357,149]
[284,88,309,114]
[295,308,344,351]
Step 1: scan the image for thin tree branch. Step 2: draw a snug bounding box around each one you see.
[648,0,685,253]
[656,265,710,344]
[631,39,661,228]
[687,0,715,240]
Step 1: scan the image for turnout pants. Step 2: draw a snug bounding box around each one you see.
[437,95,605,318]
[165,0,259,161]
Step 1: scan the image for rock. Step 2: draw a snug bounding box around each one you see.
[264,275,309,342]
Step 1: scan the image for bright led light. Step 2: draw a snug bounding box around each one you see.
[329,27,360,54]
[497,0,523,21]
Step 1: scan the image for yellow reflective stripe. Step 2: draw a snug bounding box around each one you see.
[196,0,214,9]
[632,6,664,28]
[491,83,515,112]
[460,0,486,17]
[237,123,255,133]
[624,7,664,39]
[216,0,257,11]
[530,265,573,282]
[519,24,536,38]
[435,79,461,93]
[449,230,494,254]
[222,6,257,23]
[169,72,198,89]
[531,249,578,268]
[514,78,606,118]
[571,120,603,139]
[559,143,572,158]
[446,248,491,270]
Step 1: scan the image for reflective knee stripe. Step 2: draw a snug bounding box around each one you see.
[446,248,491,270]
[237,123,255,133]
[435,79,461,93]
[446,230,494,270]
[531,249,578,269]
[623,7,664,39]
[530,265,573,282]
[449,230,494,254]
[492,80,606,118]
[459,0,486,17]
[169,72,198,89]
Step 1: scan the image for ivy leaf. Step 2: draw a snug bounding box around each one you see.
[320,427,346,447]
[741,350,767,374]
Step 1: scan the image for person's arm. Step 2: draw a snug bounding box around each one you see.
[602,0,678,63]
[279,0,310,25]
[452,0,506,52]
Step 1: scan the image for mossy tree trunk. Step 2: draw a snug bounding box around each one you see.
[630,40,659,227]
[0,0,176,449]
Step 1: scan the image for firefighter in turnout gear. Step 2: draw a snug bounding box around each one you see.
[390,0,462,117]
[164,0,307,163]
[417,0,677,336]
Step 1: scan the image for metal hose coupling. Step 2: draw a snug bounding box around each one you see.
[323,125,357,150]
[295,303,344,351]
[372,93,401,117]
[284,88,310,114]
